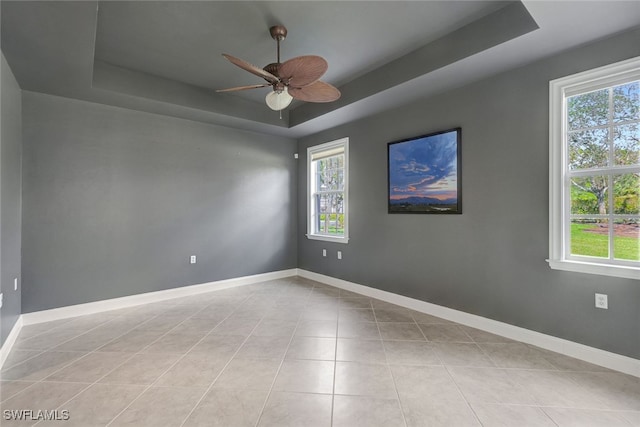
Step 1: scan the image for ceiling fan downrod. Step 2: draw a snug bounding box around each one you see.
[269,25,288,65]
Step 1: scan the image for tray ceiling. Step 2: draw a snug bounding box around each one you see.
[2,1,639,137]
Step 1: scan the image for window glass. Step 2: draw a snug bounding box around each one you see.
[307,138,349,243]
[549,57,640,279]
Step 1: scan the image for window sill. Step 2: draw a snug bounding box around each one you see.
[547,259,639,280]
[306,234,349,244]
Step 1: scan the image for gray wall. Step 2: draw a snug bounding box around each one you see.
[297,28,640,359]
[1,53,22,345]
[22,92,297,313]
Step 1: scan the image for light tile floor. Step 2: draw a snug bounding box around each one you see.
[1,276,639,426]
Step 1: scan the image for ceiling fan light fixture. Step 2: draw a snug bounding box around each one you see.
[265,86,293,111]
[218,25,340,109]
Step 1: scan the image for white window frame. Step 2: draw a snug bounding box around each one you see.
[307,137,349,244]
[548,56,640,280]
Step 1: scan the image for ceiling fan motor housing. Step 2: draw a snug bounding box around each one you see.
[263,62,281,78]
[263,63,286,92]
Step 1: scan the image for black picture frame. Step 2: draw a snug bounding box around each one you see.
[388,128,462,214]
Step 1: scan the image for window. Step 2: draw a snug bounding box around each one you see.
[307,138,349,243]
[549,57,639,280]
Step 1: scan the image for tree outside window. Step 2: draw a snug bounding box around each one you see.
[567,81,639,262]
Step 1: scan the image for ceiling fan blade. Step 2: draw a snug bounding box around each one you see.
[289,80,341,103]
[222,54,279,83]
[216,83,271,93]
[279,55,328,88]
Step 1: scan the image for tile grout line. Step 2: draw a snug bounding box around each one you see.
[469,334,502,370]
[445,363,487,427]
[39,308,186,377]
[9,305,174,356]
[11,318,77,344]
[6,310,162,385]
[0,350,46,382]
[28,289,251,427]
[175,278,308,426]
[0,379,41,404]
[394,307,447,424]
[439,330,570,427]
[536,406,563,427]
[440,326,522,426]
[6,313,138,363]
[102,291,262,427]
[251,283,318,427]
[329,292,349,427]
[177,314,278,426]
[426,316,484,426]
[373,304,409,427]
[14,312,136,350]
[27,312,168,426]
[170,278,304,426]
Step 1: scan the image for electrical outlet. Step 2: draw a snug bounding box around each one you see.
[14,278,18,291]
[595,293,608,309]
[190,255,196,264]
[337,251,342,260]
[322,249,327,257]
[0,293,3,309]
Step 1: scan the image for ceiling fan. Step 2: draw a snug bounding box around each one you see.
[216,25,341,112]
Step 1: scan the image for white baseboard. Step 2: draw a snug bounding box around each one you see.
[298,269,640,378]
[21,269,297,326]
[0,315,24,370]
[11,267,640,377]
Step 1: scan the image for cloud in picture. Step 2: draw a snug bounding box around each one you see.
[389,130,459,201]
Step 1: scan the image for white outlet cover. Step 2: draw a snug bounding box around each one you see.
[322,249,327,257]
[595,293,608,309]
[337,251,342,260]
[190,255,196,264]
[0,293,3,308]
[14,278,18,291]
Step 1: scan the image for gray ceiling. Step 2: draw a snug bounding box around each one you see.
[95,1,507,102]
[2,1,640,138]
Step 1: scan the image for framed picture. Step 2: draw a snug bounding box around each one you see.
[388,127,461,214]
